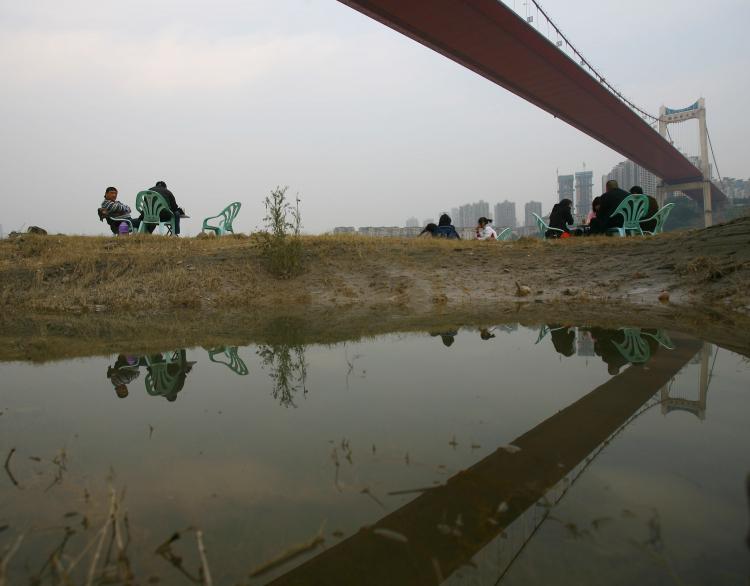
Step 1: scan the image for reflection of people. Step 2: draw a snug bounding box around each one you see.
[430,330,458,347]
[145,349,194,401]
[479,328,496,340]
[549,325,575,357]
[106,354,140,398]
[587,328,660,374]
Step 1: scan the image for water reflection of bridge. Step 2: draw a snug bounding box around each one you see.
[268,333,705,586]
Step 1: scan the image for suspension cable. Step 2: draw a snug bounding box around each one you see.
[706,126,723,183]
[514,0,660,122]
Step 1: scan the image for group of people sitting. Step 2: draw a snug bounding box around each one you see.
[419,214,498,240]
[546,179,658,237]
[98,181,186,235]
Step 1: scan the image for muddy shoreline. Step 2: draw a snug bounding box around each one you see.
[2,301,749,364]
[2,218,749,361]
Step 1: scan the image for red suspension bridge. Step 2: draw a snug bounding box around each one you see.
[337,0,726,224]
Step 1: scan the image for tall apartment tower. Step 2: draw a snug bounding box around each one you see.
[405,217,420,228]
[524,201,542,227]
[557,174,575,202]
[494,200,516,228]
[602,159,659,197]
[456,200,490,228]
[574,171,593,222]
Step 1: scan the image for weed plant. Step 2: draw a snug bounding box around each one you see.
[259,186,304,278]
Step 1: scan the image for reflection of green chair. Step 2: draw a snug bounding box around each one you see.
[608,194,649,237]
[202,202,242,236]
[611,328,651,364]
[208,346,249,375]
[535,324,565,345]
[144,351,195,401]
[641,203,676,235]
[136,190,176,235]
[496,227,513,241]
[641,329,675,350]
[532,212,563,239]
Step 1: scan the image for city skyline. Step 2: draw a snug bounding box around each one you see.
[1,1,748,236]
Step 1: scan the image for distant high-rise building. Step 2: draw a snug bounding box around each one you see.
[494,200,516,228]
[524,201,542,227]
[557,174,574,202]
[574,171,593,222]
[602,159,659,198]
[405,217,420,228]
[456,200,490,228]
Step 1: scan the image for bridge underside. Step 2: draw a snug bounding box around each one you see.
[337,0,726,205]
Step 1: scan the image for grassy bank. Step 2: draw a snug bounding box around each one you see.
[1,218,749,316]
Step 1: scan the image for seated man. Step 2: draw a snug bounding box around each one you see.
[589,180,630,234]
[98,186,140,234]
[630,185,659,233]
[141,180,185,235]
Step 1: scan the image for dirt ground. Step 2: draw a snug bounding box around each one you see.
[1,217,749,362]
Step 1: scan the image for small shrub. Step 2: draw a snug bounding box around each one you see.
[259,186,304,278]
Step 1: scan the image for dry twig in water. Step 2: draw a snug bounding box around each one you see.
[3,448,20,489]
[0,532,25,586]
[248,522,326,578]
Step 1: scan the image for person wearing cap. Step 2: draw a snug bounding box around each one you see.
[142,180,185,235]
[475,217,497,240]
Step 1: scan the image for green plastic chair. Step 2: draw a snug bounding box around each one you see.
[641,203,676,235]
[608,194,649,237]
[611,328,651,364]
[202,202,241,236]
[136,190,176,235]
[532,212,563,239]
[496,227,513,241]
[208,346,249,375]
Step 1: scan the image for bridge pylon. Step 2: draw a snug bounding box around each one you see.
[656,98,713,227]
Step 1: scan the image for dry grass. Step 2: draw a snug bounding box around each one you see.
[1,218,749,316]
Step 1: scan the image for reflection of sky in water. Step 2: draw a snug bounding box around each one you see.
[0,326,748,584]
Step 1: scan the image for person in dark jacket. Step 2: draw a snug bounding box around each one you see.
[419,223,438,237]
[142,180,184,235]
[547,198,574,237]
[590,180,630,234]
[631,185,659,233]
[434,213,461,239]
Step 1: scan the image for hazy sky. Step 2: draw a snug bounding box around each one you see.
[1,0,748,235]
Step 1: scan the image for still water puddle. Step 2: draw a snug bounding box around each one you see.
[0,325,748,585]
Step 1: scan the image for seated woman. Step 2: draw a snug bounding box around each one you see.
[418,223,438,237]
[585,196,601,226]
[434,213,461,239]
[475,217,497,240]
[547,198,574,238]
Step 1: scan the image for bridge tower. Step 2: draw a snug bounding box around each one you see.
[656,98,713,227]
